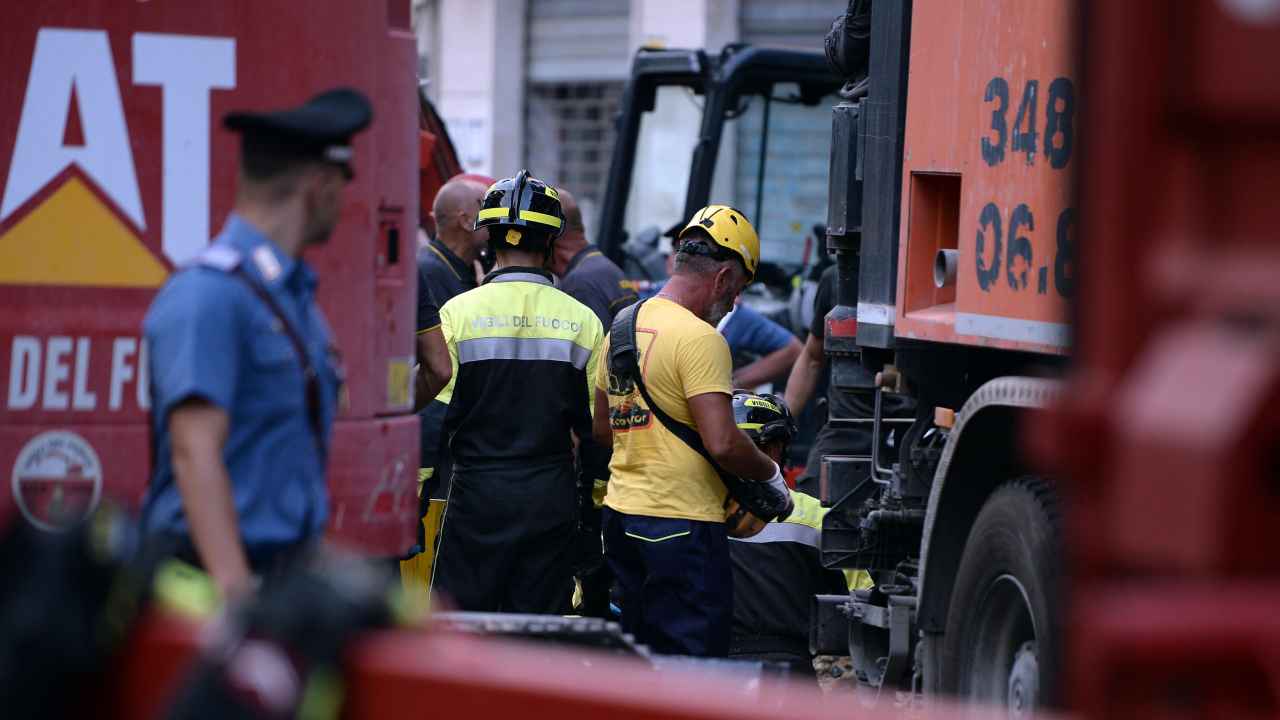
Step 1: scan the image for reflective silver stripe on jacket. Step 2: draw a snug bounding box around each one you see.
[730,521,820,548]
[457,336,592,369]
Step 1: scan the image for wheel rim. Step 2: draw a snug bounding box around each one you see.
[966,573,1040,716]
[1007,641,1039,717]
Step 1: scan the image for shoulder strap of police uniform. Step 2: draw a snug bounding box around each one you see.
[190,245,323,452]
[190,244,244,272]
[229,268,325,452]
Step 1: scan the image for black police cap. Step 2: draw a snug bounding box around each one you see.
[224,88,373,176]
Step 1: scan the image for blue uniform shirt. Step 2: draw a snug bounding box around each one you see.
[140,214,342,548]
[557,244,638,328]
[720,303,795,358]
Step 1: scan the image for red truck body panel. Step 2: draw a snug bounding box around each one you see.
[1028,0,1280,714]
[896,0,1074,355]
[0,1,419,552]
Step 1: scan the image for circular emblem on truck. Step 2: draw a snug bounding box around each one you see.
[10,431,103,532]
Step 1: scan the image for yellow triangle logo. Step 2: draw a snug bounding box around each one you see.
[0,175,169,287]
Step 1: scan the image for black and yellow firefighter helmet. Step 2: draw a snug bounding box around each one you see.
[732,391,797,448]
[726,390,796,538]
[474,169,565,251]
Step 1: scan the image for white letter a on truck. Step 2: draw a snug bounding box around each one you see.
[1,29,145,228]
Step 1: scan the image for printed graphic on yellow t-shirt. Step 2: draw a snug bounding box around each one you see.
[597,297,733,522]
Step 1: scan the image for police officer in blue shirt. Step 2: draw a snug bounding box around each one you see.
[139,88,372,597]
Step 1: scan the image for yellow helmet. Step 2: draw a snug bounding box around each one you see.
[676,205,760,279]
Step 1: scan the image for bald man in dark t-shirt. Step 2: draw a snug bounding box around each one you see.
[549,188,637,329]
[416,177,488,495]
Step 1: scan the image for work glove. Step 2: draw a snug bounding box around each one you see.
[723,462,794,537]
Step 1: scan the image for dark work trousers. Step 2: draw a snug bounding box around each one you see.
[575,505,614,618]
[574,436,613,617]
[433,458,577,613]
[602,508,732,657]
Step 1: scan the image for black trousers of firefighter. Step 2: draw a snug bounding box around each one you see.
[433,458,577,613]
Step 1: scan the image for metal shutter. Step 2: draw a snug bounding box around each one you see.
[739,0,844,50]
[526,0,630,83]
[525,83,623,228]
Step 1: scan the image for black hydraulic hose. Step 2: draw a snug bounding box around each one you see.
[860,508,926,531]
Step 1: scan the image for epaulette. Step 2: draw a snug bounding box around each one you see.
[187,245,243,272]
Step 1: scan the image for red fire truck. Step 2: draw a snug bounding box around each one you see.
[0,2,422,553]
[9,3,1276,718]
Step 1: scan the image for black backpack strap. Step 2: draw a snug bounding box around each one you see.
[607,300,643,389]
[230,268,325,453]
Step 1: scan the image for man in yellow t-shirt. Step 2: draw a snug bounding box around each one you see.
[591,205,790,657]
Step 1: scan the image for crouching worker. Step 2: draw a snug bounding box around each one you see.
[726,391,848,677]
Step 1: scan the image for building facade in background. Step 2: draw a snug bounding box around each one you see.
[412,0,843,265]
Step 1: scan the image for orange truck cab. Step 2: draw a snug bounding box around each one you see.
[811,0,1075,711]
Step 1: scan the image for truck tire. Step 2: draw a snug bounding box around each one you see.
[936,477,1061,714]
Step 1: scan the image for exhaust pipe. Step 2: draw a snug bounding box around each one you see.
[933,249,958,288]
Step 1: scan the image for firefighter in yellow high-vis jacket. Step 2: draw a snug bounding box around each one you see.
[430,170,604,613]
